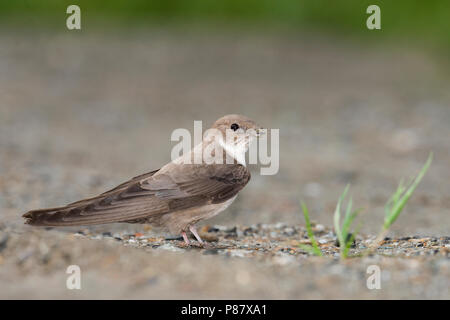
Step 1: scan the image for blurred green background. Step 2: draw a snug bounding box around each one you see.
[1,0,449,51]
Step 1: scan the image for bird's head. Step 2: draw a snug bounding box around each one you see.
[208,114,263,152]
[194,114,265,166]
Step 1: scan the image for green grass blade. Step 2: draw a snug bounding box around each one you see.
[342,222,361,258]
[342,196,353,239]
[383,153,433,230]
[298,244,322,256]
[334,185,349,251]
[385,179,405,218]
[300,202,322,256]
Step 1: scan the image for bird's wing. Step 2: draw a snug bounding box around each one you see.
[23,164,250,226]
[141,163,251,210]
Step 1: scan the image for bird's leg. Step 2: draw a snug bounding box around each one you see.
[189,225,204,245]
[181,231,190,245]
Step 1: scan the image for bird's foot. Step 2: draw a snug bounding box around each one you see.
[189,226,205,246]
[181,231,190,245]
[179,227,207,248]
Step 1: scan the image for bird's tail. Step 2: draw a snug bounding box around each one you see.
[22,206,96,226]
[22,190,154,226]
[23,169,161,227]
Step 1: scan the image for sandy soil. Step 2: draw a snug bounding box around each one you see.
[0,29,449,299]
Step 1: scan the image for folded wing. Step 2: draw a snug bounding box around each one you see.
[23,164,250,226]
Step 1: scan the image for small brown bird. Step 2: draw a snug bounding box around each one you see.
[23,114,262,245]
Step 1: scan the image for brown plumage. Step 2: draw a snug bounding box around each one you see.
[23,114,261,244]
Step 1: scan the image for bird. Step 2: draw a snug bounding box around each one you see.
[23,114,263,245]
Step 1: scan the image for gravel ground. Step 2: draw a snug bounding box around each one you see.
[0,222,449,299]
[0,29,449,299]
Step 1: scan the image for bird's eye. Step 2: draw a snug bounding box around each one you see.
[230,123,239,131]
